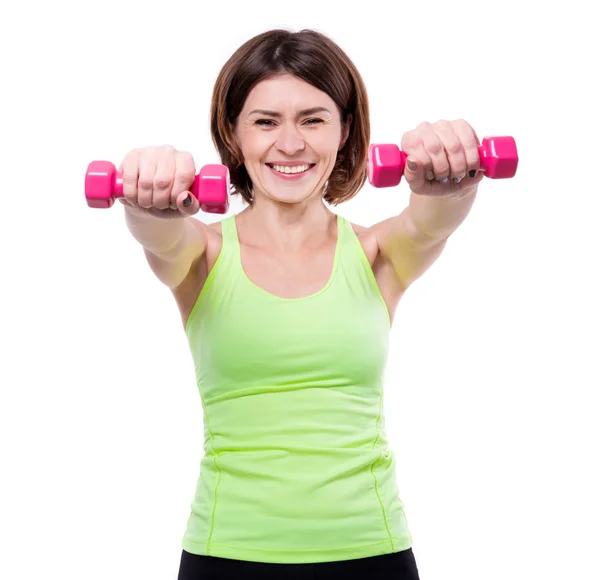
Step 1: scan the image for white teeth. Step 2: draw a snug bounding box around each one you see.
[270,164,310,174]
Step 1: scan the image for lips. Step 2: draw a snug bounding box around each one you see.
[266,163,315,172]
[265,163,316,180]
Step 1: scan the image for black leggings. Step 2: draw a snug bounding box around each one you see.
[178,547,420,579]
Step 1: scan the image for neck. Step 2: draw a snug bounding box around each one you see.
[237,195,336,252]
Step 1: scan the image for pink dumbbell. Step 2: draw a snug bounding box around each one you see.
[367,136,518,188]
[85,160,230,214]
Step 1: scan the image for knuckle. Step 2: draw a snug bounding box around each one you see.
[138,177,154,190]
[401,132,421,151]
[121,169,137,184]
[154,176,173,190]
[464,137,479,151]
[177,170,196,184]
[123,147,140,158]
[174,153,197,189]
[448,140,462,154]
[427,141,444,156]
[456,118,471,131]
[141,146,159,158]
[178,151,195,168]
[120,151,139,180]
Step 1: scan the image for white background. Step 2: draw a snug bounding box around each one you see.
[1,1,598,579]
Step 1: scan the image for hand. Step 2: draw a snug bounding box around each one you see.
[401,120,485,197]
[118,145,201,219]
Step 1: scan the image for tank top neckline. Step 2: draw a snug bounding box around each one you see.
[228,212,344,303]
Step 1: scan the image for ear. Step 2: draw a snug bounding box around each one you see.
[339,114,353,150]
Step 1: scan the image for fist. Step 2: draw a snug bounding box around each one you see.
[401,120,485,197]
[118,145,201,219]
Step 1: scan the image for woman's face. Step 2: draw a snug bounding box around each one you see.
[234,73,350,206]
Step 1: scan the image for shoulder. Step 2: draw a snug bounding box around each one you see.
[172,217,226,308]
[207,219,224,236]
[342,216,406,318]
[192,216,224,237]
[194,217,226,271]
[343,217,379,267]
[191,214,228,246]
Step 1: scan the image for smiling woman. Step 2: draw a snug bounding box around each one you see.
[209,29,370,206]
[133,28,422,580]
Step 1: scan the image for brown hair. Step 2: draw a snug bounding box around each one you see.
[210,28,370,206]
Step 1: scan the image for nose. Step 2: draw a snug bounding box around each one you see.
[274,123,306,155]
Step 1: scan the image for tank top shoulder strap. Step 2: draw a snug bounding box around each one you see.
[202,214,241,287]
[336,215,390,321]
[219,214,241,254]
[338,215,369,266]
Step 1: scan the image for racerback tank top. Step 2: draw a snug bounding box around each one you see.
[182,212,413,564]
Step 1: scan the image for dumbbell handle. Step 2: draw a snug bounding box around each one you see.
[368,135,518,188]
[86,161,202,201]
[85,160,229,213]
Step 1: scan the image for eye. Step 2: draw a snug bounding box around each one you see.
[254,118,324,127]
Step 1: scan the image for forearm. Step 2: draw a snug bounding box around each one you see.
[407,186,479,240]
[124,205,190,255]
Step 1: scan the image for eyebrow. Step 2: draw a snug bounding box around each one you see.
[248,107,331,118]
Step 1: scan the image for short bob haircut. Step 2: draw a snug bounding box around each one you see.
[210,29,370,206]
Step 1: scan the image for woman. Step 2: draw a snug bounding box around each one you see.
[119,28,484,580]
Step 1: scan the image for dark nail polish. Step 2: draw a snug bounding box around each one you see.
[183,194,192,207]
[469,169,477,178]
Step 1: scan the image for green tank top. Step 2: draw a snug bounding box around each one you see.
[182,213,413,564]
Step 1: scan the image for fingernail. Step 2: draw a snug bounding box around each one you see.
[469,169,477,178]
[439,176,449,184]
[407,159,417,171]
[183,194,192,207]
[426,171,435,181]
[452,176,463,183]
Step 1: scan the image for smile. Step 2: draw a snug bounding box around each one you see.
[265,163,316,180]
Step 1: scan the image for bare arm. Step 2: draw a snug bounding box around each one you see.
[118,146,208,289]
[124,206,208,289]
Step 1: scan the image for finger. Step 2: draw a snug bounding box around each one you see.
[153,151,176,210]
[175,190,200,216]
[400,130,430,185]
[453,120,481,179]
[422,126,454,182]
[137,150,158,209]
[433,121,467,183]
[404,145,430,191]
[120,149,141,207]
[172,152,197,207]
